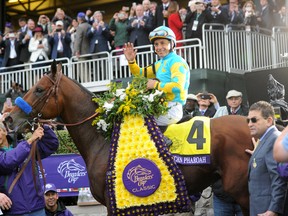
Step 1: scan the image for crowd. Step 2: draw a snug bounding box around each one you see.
[0,0,286,68]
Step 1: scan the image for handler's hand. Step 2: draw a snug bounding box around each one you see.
[245,137,259,155]
[0,193,12,210]
[27,126,44,144]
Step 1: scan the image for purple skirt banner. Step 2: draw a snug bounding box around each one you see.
[42,154,90,197]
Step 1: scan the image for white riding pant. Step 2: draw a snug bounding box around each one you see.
[155,102,183,126]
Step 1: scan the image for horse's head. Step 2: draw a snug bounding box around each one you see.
[5,60,63,133]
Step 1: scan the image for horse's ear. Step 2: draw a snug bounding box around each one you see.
[57,62,63,74]
[51,60,57,76]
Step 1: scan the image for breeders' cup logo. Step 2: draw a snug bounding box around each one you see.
[127,165,152,187]
[123,158,161,197]
[57,159,87,183]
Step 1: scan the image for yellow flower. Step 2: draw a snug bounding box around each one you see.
[114,114,177,209]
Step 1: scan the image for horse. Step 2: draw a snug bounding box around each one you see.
[5,62,253,216]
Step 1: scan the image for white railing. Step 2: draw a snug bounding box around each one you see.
[0,38,202,94]
[1,26,288,94]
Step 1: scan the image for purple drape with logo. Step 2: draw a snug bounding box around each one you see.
[42,154,90,197]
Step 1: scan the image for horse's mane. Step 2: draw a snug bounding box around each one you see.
[45,70,96,98]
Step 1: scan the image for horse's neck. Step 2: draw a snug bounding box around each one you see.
[60,91,109,164]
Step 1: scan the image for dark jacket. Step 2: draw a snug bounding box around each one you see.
[45,200,73,216]
[0,126,59,215]
[49,32,72,59]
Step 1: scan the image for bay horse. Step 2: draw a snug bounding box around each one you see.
[5,62,252,215]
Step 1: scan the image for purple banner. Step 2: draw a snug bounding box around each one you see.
[172,154,210,165]
[42,154,90,197]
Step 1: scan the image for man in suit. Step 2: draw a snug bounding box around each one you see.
[2,33,21,68]
[18,19,35,64]
[245,101,288,216]
[87,11,111,54]
[154,0,171,27]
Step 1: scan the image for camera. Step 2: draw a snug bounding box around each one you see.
[200,94,211,100]
[56,28,61,32]
[39,40,42,44]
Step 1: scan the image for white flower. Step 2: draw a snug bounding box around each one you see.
[103,102,114,112]
[96,119,110,132]
[115,89,125,97]
[153,90,163,97]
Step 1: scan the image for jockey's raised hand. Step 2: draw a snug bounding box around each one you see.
[123,42,137,62]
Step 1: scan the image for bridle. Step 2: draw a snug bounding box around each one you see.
[8,71,98,133]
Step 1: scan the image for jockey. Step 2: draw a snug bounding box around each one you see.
[123,26,190,130]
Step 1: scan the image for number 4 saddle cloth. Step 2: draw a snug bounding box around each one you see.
[165,116,212,165]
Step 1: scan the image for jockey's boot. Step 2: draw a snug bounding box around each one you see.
[159,125,173,147]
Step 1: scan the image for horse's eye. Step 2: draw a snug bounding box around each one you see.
[35,87,43,94]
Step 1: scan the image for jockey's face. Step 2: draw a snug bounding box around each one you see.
[153,39,171,58]
[247,110,273,139]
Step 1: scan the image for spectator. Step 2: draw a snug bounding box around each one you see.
[143,0,154,18]
[109,9,129,55]
[37,14,51,36]
[127,4,154,48]
[44,183,73,216]
[206,0,229,29]
[74,12,91,82]
[167,1,183,47]
[150,1,158,16]
[245,101,288,216]
[187,0,197,13]
[195,92,219,117]
[51,8,72,31]
[225,0,244,26]
[18,17,27,34]
[28,26,49,66]
[154,0,171,27]
[67,19,79,56]
[123,26,190,128]
[185,0,208,42]
[275,6,287,26]
[242,0,258,29]
[87,11,111,54]
[49,20,72,59]
[212,89,248,216]
[74,12,91,58]
[213,89,248,117]
[274,126,288,162]
[1,33,21,68]
[257,0,275,30]
[18,18,35,64]
[0,122,59,215]
[183,93,199,117]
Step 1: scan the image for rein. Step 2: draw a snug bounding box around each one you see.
[8,140,46,194]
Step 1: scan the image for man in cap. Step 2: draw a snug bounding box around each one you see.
[183,94,199,117]
[44,183,73,216]
[212,89,248,216]
[213,89,248,118]
[49,20,72,59]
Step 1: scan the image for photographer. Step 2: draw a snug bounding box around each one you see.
[28,26,49,67]
[37,14,51,36]
[194,92,219,117]
[48,20,72,59]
